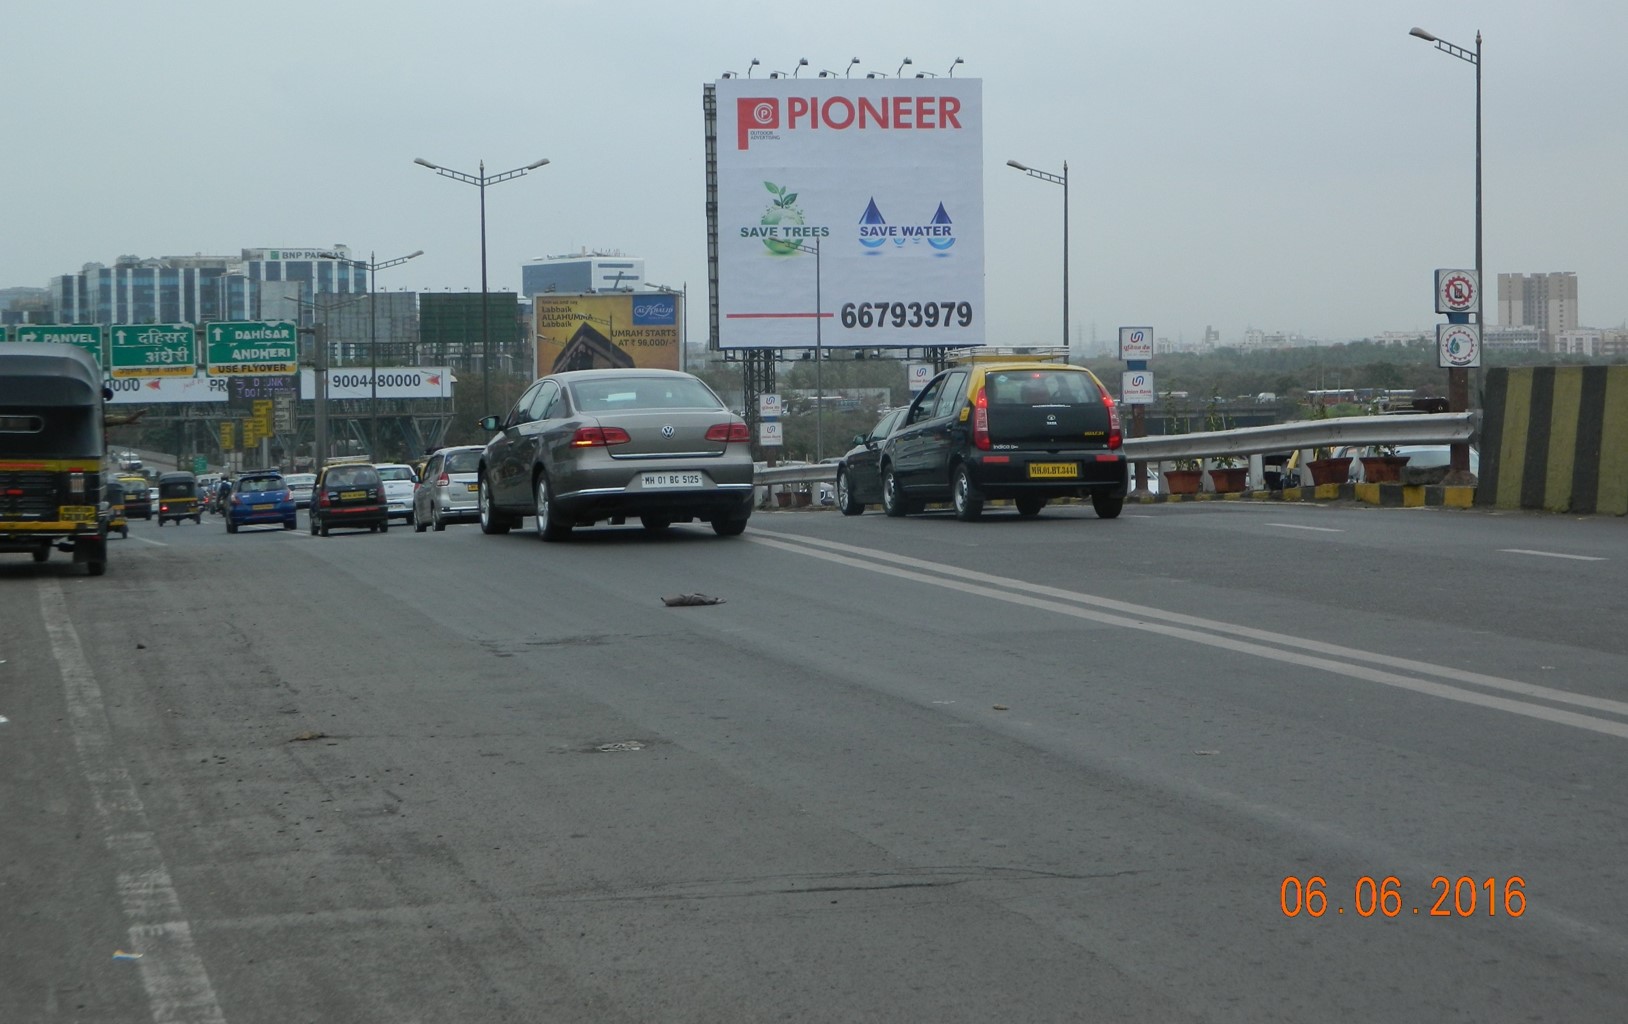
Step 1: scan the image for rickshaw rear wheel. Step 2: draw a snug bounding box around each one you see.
[32,547,49,563]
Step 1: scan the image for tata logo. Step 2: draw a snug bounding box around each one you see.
[632,300,677,326]
[736,94,964,151]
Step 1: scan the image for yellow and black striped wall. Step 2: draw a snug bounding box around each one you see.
[1478,366,1628,515]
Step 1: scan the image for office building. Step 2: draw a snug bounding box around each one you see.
[521,251,644,298]
[47,246,366,326]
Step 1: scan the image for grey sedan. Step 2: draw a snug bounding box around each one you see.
[477,368,755,540]
[412,445,484,531]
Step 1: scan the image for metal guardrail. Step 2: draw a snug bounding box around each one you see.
[753,412,1476,486]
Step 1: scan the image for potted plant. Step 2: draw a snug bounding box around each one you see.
[1204,399,1249,494]
[1302,401,1352,486]
[1358,443,1410,484]
[1162,400,1204,495]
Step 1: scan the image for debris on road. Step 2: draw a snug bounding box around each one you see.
[662,593,726,606]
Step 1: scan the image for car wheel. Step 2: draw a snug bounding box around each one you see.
[320,523,330,537]
[227,521,238,534]
[309,516,318,535]
[951,464,983,522]
[87,558,106,576]
[534,473,571,541]
[284,519,296,530]
[32,547,49,563]
[640,516,672,534]
[432,507,446,532]
[479,477,511,535]
[711,514,748,537]
[405,512,414,528]
[121,526,129,538]
[836,468,864,516]
[881,465,908,518]
[1015,496,1046,517]
[1091,492,1125,520]
[379,520,389,533]
[192,515,201,524]
[414,510,427,533]
[157,517,165,527]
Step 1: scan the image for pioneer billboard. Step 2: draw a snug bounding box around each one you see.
[715,77,984,350]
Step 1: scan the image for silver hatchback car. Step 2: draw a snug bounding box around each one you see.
[478,368,755,540]
[412,445,484,531]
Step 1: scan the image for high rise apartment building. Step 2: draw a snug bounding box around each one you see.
[1497,272,1578,338]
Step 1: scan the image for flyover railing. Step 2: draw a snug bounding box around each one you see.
[753,412,1475,487]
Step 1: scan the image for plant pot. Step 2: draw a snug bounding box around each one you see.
[1165,469,1203,495]
[793,490,812,507]
[1359,455,1410,484]
[1209,467,1249,493]
[1306,457,1353,486]
[775,491,793,508]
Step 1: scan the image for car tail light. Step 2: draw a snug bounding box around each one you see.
[971,386,991,451]
[231,493,243,505]
[318,493,331,508]
[437,472,450,487]
[705,422,751,443]
[571,426,632,447]
[1096,381,1123,450]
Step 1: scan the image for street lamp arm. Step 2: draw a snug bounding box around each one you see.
[1409,26,1477,65]
[1008,160,1064,187]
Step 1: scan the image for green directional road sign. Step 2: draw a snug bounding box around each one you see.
[204,320,298,376]
[109,323,196,378]
[192,455,208,474]
[15,324,105,365]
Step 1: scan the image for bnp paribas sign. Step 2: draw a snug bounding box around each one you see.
[204,321,298,376]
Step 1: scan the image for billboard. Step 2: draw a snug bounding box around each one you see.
[298,367,455,400]
[533,293,681,375]
[715,77,984,350]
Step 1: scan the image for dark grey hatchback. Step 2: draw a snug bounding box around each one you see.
[478,368,755,540]
[878,361,1128,521]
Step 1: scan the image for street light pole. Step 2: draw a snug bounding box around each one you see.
[1007,159,1069,354]
[788,238,824,460]
[352,250,424,459]
[1409,26,1481,480]
[414,156,549,415]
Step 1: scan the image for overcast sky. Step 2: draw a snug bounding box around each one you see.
[3,0,1622,351]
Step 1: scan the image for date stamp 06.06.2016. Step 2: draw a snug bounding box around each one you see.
[1281,876,1526,919]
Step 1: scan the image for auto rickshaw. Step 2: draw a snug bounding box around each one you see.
[156,470,202,525]
[0,342,110,575]
[103,477,130,538]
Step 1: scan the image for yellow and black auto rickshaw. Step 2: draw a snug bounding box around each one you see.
[156,470,202,525]
[0,341,111,574]
[103,476,130,538]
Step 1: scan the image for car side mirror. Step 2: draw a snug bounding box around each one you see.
[852,434,866,446]
[480,415,501,431]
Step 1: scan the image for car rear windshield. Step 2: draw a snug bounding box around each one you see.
[571,377,722,412]
[984,369,1101,406]
[323,467,378,488]
[376,466,416,482]
[238,476,283,492]
[444,450,481,473]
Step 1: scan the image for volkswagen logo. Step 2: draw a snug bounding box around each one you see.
[661,425,675,438]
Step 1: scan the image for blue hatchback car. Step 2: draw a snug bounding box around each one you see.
[227,471,298,533]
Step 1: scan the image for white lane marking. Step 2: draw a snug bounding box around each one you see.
[39,580,226,1024]
[747,530,1628,737]
[1500,549,1605,562]
[1265,522,1343,533]
[133,536,168,547]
